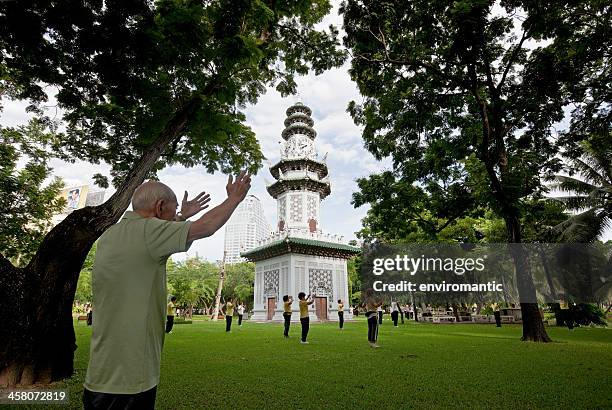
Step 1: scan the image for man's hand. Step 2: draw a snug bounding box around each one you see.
[226,170,252,203]
[180,191,211,219]
[186,171,251,242]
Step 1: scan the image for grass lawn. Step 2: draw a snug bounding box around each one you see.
[18,319,612,409]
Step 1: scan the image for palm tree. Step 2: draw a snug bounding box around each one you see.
[551,136,612,242]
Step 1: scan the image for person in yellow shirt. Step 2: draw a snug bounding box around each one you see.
[225,298,235,332]
[165,296,177,334]
[282,295,293,338]
[337,299,345,329]
[298,292,314,344]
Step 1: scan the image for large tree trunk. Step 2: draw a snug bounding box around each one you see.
[519,302,550,342]
[0,97,203,387]
[506,215,552,342]
[0,208,100,386]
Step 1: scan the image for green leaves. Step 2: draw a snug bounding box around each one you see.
[343,0,610,244]
[1,0,345,186]
[166,258,255,308]
[352,171,475,242]
[0,120,66,264]
[75,243,97,303]
[549,134,612,242]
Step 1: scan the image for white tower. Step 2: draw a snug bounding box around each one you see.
[243,103,359,322]
[268,102,330,234]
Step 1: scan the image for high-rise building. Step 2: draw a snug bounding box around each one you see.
[223,195,270,264]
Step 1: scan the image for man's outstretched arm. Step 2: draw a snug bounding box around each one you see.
[187,171,251,242]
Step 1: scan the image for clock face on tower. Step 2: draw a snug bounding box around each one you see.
[284,135,314,158]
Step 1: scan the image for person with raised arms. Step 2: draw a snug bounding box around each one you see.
[298,292,315,344]
[237,302,245,326]
[83,172,251,409]
[390,300,399,327]
[282,295,293,338]
[363,288,383,348]
[225,298,235,332]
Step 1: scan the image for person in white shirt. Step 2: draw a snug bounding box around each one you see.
[237,303,245,326]
[390,300,399,327]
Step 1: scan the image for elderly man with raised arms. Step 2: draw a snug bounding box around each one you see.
[83,171,251,409]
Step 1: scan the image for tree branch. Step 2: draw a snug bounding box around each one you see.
[497,29,529,91]
[435,214,461,234]
[483,58,509,170]
[352,52,465,86]
[468,64,507,205]
[354,23,468,87]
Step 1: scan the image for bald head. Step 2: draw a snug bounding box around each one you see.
[132,181,177,213]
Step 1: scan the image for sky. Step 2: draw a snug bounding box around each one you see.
[2,1,609,263]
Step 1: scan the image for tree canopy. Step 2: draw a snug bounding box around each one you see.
[552,135,612,242]
[0,119,65,264]
[1,0,346,185]
[342,0,609,239]
[341,0,610,341]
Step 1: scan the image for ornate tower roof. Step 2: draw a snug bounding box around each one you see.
[266,102,330,199]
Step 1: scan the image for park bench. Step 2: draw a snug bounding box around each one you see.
[432,315,455,323]
[77,315,88,324]
[472,315,514,323]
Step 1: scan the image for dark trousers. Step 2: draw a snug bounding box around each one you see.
[400,311,404,324]
[300,317,310,342]
[165,315,174,333]
[87,311,93,326]
[378,311,383,324]
[338,311,344,329]
[83,386,156,410]
[238,314,243,326]
[283,312,291,337]
[494,311,501,327]
[391,311,399,326]
[226,315,233,332]
[367,312,378,342]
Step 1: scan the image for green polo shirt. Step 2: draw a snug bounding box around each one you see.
[84,211,192,394]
